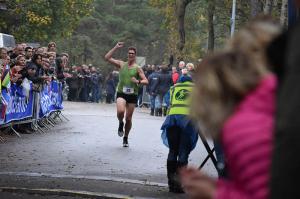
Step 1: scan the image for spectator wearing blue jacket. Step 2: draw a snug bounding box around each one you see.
[147,65,160,116]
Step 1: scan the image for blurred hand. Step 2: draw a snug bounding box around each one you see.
[180,167,216,199]
[63,72,72,78]
[115,42,124,49]
[131,77,139,84]
[42,76,51,81]
[11,76,19,83]
[15,73,22,79]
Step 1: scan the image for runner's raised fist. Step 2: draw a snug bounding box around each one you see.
[115,42,124,48]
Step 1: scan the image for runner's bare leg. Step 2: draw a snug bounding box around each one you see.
[124,103,135,137]
[116,98,126,122]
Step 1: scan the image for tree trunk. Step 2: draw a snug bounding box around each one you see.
[264,0,274,14]
[280,0,288,26]
[207,0,215,53]
[251,0,261,17]
[112,0,115,15]
[175,0,192,52]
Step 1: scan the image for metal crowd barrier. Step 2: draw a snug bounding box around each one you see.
[139,85,150,107]
[0,81,69,142]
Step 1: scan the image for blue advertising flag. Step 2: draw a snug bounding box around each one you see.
[39,84,52,118]
[39,81,63,118]
[3,83,34,123]
[49,81,63,111]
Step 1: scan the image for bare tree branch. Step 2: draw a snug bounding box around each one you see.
[175,0,192,52]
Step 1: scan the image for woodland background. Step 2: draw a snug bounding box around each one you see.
[0,0,287,73]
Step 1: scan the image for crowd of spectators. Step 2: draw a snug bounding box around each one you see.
[65,65,121,104]
[141,61,195,116]
[0,42,120,105]
[0,40,198,110]
[0,42,68,93]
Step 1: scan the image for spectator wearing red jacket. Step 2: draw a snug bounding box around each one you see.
[171,66,179,84]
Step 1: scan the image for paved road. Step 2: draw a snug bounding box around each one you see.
[0,102,217,198]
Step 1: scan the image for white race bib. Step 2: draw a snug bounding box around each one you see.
[123,86,134,94]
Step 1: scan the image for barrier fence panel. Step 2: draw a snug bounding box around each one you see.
[0,80,66,137]
[1,83,34,124]
[140,85,150,107]
[39,81,63,119]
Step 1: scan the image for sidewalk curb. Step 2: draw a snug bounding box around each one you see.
[0,172,168,188]
[0,187,152,199]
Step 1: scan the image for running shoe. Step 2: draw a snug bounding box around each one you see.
[123,137,129,147]
[118,121,124,137]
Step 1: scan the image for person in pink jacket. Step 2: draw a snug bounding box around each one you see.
[181,51,276,199]
[180,16,281,199]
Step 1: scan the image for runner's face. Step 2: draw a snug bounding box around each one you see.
[128,50,136,62]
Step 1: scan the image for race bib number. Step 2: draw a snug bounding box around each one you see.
[123,86,134,94]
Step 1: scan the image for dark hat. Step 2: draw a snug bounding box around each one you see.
[26,64,37,70]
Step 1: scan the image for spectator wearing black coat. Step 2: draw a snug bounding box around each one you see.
[79,65,91,102]
[105,73,116,104]
[66,66,79,101]
[25,53,50,85]
[147,65,160,116]
[56,57,65,81]
[156,65,173,116]
[268,3,300,198]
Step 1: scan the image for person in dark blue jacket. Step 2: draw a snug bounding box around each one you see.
[147,65,160,115]
[156,65,173,116]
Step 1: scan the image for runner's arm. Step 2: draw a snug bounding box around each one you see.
[104,42,124,69]
[137,68,148,85]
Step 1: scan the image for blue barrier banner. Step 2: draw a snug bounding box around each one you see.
[49,81,63,111]
[39,84,52,118]
[2,83,34,123]
[39,81,63,118]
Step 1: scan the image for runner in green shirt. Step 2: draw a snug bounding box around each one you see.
[105,42,148,147]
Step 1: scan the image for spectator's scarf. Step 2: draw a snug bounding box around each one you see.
[1,64,10,120]
[0,90,7,120]
[1,64,10,89]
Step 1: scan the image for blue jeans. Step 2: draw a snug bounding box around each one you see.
[97,87,102,102]
[92,85,99,103]
[163,91,170,108]
[156,92,170,109]
[155,94,162,109]
[150,95,156,109]
[166,126,192,165]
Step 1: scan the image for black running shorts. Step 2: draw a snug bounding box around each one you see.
[116,92,138,104]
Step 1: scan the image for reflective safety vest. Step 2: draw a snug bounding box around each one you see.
[168,81,194,115]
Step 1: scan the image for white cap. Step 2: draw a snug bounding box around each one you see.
[179,61,185,68]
